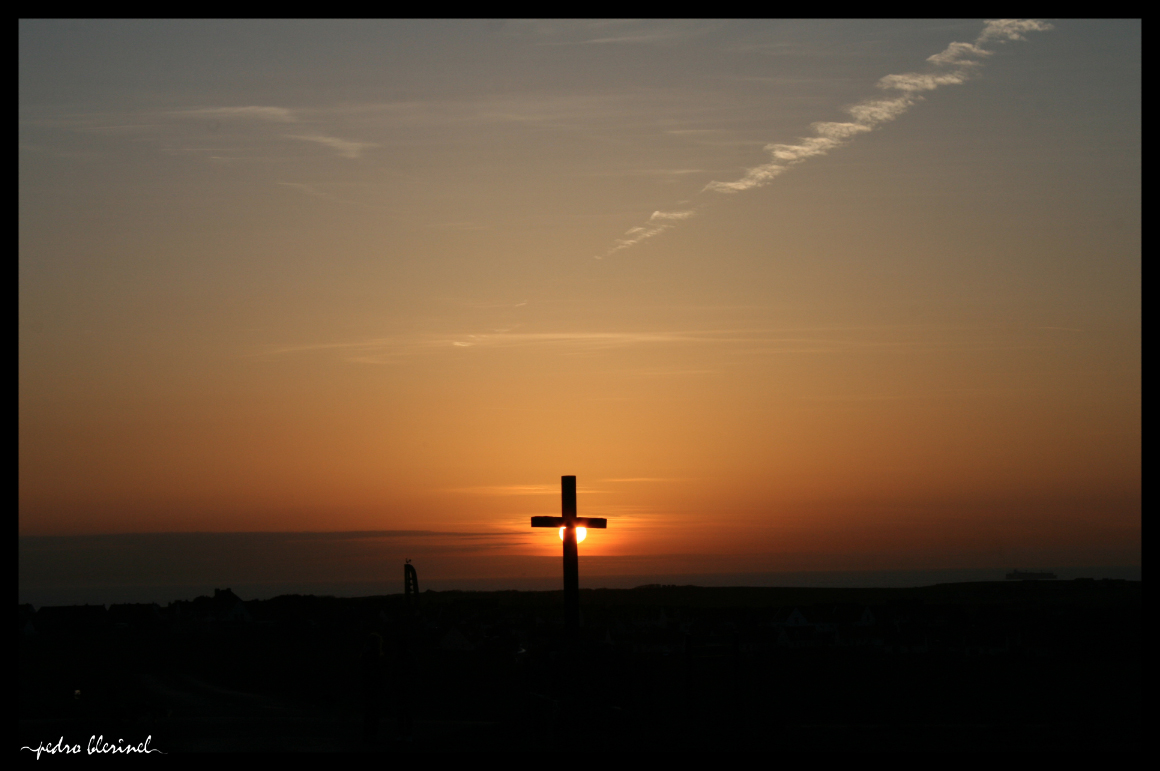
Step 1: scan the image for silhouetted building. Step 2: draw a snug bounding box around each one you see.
[34,604,107,634]
[169,588,252,626]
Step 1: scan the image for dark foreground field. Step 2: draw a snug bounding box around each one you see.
[19,580,1140,752]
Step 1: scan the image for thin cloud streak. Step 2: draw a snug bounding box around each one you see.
[286,133,377,159]
[276,182,340,201]
[603,19,1053,257]
[172,106,299,123]
[530,20,716,48]
[257,324,1073,366]
[275,181,383,209]
[602,209,697,255]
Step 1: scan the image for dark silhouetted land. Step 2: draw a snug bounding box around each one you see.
[19,580,1140,752]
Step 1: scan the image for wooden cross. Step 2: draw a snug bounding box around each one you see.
[531,476,607,632]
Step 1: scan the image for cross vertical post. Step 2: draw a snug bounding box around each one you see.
[561,475,579,633]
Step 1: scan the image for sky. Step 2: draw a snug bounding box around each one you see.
[19,20,1140,593]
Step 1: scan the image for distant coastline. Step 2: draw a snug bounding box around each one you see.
[18,530,1141,608]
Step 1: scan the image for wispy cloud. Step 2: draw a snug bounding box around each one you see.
[603,19,1053,257]
[286,133,377,159]
[977,19,1054,43]
[259,329,736,364]
[926,42,991,67]
[172,106,298,123]
[275,181,384,210]
[32,105,390,168]
[258,323,1070,368]
[530,19,715,47]
[602,210,697,255]
[99,105,377,161]
[446,330,701,349]
[579,168,709,178]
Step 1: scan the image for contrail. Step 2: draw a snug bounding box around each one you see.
[600,19,1053,258]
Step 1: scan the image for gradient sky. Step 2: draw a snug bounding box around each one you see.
[20,20,1140,578]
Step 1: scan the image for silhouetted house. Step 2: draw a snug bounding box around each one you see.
[213,589,252,623]
[770,607,812,629]
[34,604,108,634]
[804,606,841,633]
[170,588,251,627]
[165,599,190,627]
[826,604,878,647]
[634,607,671,629]
[832,603,875,628]
[775,624,820,649]
[763,605,876,648]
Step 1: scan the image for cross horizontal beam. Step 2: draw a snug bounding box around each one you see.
[530,516,607,529]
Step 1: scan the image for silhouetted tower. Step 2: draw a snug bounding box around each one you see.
[531,476,607,633]
[404,560,419,605]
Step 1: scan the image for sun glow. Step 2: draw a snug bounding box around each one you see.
[558,526,587,543]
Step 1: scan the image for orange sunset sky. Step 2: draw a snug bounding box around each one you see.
[20,20,1139,586]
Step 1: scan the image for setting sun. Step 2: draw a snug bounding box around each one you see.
[559,526,587,543]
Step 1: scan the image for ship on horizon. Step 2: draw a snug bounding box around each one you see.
[1007,569,1058,580]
